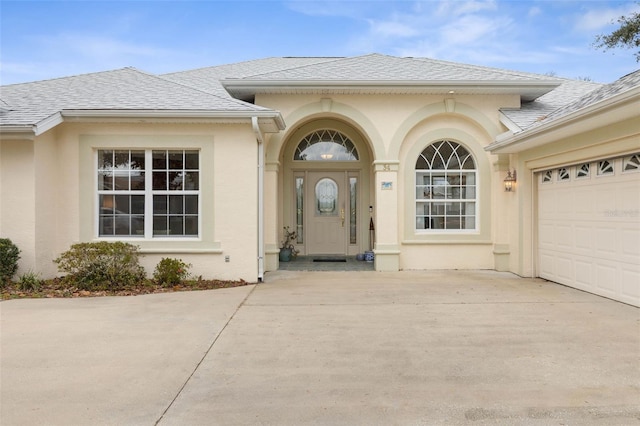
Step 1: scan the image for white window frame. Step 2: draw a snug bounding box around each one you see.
[557,167,570,181]
[576,163,590,179]
[96,149,200,239]
[415,140,478,233]
[597,159,614,176]
[293,129,359,161]
[622,153,640,173]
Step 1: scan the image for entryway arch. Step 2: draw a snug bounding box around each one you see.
[280,118,374,258]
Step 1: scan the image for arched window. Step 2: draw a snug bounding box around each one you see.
[294,129,358,161]
[415,140,477,231]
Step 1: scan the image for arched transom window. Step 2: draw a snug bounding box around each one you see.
[415,140,477,231]
[294,129,359,161]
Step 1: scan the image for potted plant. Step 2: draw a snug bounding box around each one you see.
[279,226,299,262]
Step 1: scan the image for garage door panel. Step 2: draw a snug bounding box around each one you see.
[574,187,596,219]
[538,191,555,218]
[621,228,640,259]
[537,161,639,307]
[574,226,593,253]
[556,225,573,249]
[621,266,640,301]
[618,180,640,210]
[575,260,594,290]
[538,222,555,249]
[555,256,573,281]
[595,184,616,206]
[539,253,556,278]
[596,263,618,295]
[556,188,574,215]
[595,227,618,256]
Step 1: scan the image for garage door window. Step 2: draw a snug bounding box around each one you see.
[557,168,570,181]
[576,163,590,179]
[415,140,477,231]
[623,154,640,172]
[598,159,614,176]
[541,170,553,183]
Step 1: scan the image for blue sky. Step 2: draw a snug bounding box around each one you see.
[1,0,639,85]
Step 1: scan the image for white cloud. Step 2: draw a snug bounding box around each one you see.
[285,0,378,18]
[0,60,99,84]
[50,34,168,59]
[0,62,46,85]
[436,0,497,17]
[440,14,512,46]
[528,6,542,18]
[0,61,38,76]
[28,32,174,73]
[574,3,640,32]
[345,0,537,69]
[368,17,421,38]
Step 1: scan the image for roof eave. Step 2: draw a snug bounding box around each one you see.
[486,86,640,154]
[0,125,36,140]
[498,111,523,133]
[221,79,561,101]
[61,109,286,132]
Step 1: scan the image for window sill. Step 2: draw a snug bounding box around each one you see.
[402,239,492,245]
[139,248,223,254]
[93,238,223,254]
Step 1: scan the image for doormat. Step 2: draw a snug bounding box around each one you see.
[313,257,347,262]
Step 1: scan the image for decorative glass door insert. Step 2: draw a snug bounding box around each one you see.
[315,178,338,216]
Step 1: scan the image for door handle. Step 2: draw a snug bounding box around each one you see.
[340,208,345,227]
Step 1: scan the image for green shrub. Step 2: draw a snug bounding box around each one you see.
[153,258,191,287]
[18,271,41,291]
[0,238,20,284]
[54,242,145,290]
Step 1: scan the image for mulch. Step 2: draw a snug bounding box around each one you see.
[1,278,251,300]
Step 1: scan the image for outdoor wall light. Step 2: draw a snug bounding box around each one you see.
[504,169,517,192]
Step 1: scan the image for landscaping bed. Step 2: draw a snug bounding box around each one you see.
[1,240,252,300]
[1,278,250,300]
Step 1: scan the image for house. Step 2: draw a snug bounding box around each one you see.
[1,54,638,306]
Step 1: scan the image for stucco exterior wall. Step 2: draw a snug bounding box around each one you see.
[7,122,261,282]
[258,93,519,271]
[1,138,37,275]
[34,131,61,277]
[401,244,495,270]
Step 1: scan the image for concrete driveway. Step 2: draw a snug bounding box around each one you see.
[1,270,639,425]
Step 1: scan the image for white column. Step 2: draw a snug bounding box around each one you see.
[264,161,280,271]
[373,161,401,271]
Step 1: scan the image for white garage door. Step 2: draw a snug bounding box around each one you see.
[537,154,640,307]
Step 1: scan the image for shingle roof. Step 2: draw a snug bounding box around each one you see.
[532,68,640,127]
[500,69,639,135]
[501,79,603,131]
[163,57,339,97]
[216,54,563,102]
[0,67,270,127]
[221,54,556,82]
[0,98,10,112]
[2,54,626,137]
[486,68,640,153]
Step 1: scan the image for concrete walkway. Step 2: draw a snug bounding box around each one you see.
[1,271,639,425]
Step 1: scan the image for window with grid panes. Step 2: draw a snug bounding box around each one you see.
[97,149,199,237]
[415,141,477,231]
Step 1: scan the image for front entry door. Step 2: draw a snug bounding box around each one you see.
[307,172,347,255]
